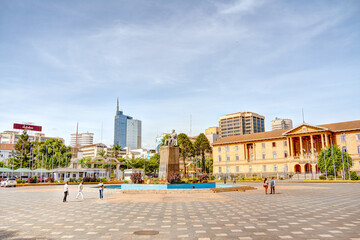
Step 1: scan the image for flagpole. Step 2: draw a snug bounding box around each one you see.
[345,134,351,180]
[331,137,336,179]
[324,147,328,180]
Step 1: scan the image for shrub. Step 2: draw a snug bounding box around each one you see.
[168,173,181,184]
[82,176,90,182]
[101,178,107,183]
[77,177,83,183]
[319,175,326,180]
[209,175,215,180]
[123,180,129,184]
[329,175,334,180]
[28,177,37,183]
[46,177,54,183]
[198,174,209,183]
[350,171,358,180]
[181,177,190,184]
[130,173,143,184]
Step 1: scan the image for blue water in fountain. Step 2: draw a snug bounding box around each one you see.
[105,183,241,190]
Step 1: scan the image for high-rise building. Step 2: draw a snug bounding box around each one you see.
[218,112,265,138]
[114,98,142,149]
[126,119,142,150]
[70,132,94,147]
[271,118,293,131]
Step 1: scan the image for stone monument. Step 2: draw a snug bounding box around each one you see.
[159,130,180,180]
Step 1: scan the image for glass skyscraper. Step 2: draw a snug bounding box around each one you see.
[114,98,142,149]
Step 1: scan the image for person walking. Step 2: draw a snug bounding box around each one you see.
[98,180,104,200]
[75,181,84,200]
[270,177,276,194]
[63,181,69,202]
[263,178,269,195]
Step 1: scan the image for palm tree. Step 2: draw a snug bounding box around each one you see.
[112,144,122,159]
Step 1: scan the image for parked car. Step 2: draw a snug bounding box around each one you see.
[1,178,17,187]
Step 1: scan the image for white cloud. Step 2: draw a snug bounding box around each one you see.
[219,0,264,15]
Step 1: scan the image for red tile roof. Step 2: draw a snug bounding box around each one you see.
[213,120,360,146]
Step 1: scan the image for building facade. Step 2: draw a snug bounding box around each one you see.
[114,98,142,149]
[205,127,220,145]
[70,132,94,147]
[212,120,360,178]
[0,131,64,144]
[271,118,293,131]
[126,119,142,150]
[79,143,108,159]
[218,112,265,138]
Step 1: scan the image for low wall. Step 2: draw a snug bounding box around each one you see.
[120,183,216,190]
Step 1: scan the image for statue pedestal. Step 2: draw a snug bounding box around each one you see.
[159,146,179,180]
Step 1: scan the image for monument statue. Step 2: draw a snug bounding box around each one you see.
[159,129,180,180]
[164,129,177,147]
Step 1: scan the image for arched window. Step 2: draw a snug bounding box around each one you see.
[273,151,277,159]
[357,145,360,154]
[284,151,288,158]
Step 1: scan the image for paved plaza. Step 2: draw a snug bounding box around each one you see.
[1,182,360,240]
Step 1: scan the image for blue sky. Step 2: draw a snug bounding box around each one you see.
[0,0,359,149]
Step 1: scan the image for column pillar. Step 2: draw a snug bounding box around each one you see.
[288,137,292,157]
[290,137,293,157]
[310,134,314,160]
[325,134,329,147]
[299,136,303,159]
[321,134,325,148]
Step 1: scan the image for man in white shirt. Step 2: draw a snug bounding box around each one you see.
[63,181,69,202]
[270,177,276,194]
[98,180,104,200]
[75,181,84,200]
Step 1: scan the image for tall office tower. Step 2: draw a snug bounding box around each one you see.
[271,118,293,131]
[114,98,142,149]
[126,119,142,149]
[218,112,265,138]
[70,132,94,147]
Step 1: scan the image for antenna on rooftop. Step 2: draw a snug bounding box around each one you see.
[302,108,305,123]
[75,122,79,148]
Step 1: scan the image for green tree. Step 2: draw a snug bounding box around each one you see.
[14,129,31,169]
[98,150,107,158]
[194,133,212,173]
[111,144,122,159]
[177,133,194,176]
[32,139,72,169]
[318,145,352,177]
[147,153,160,174]
[205,157,213,174]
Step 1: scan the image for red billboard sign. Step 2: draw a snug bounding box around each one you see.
[13,123,42,132]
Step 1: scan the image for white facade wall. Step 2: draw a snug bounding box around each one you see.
[70,132,94,147]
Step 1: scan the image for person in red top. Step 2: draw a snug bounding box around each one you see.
[263,178,269,195]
